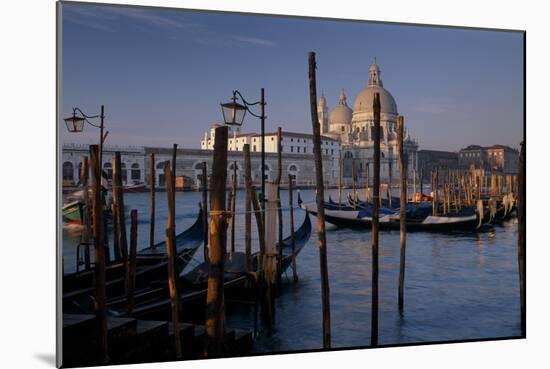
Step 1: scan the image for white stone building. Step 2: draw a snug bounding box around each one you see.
[61,143,145,186]
[200,125,342,184]
[318,62,419,184]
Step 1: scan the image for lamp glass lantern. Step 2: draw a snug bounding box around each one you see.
[64,113,86,133]
[221,98,247,127]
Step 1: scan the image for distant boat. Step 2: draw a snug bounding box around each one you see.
[123,181,147,193]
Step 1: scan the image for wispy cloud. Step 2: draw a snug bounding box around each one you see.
[64,4,276,49]
[230,35,276,47]
[64,4,201,33]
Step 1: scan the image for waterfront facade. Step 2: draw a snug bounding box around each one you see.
[61,144,145,187]
[62,143,340,189]
[458,144,519,174]
[318,62,419,184]
[418,150,459,175]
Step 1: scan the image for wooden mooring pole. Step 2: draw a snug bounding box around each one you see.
[288,174,298,282]
[243,146,252,271]
[397,116,407,313]
[81,156,91,269]
[90,145,108,363]
[263,183,278,324]
[308,51,331,349]
[230,160,237,257]
[371,92,381,347]
[113,152,128,264]
[276,127,284,287]
[164,161,182,359]
[202,162,209,262]
[517,142,526,336]
[205,126,228,357]
[149,153,155,248]
[338,151,343,208]
[388,160,393,208]
[126,209,138,316]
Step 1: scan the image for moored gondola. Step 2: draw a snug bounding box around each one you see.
[65,212,312,322]
[300,198,484,232]
[63,206,205,299]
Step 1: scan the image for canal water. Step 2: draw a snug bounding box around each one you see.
[62,188,521,351]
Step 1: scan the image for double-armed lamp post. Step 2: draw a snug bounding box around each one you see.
[220,89,266,212]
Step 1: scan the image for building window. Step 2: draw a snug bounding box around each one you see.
[131,163,140,181]
[341,126,345,132]
[297,147,300,153]
[63,161,74,181]
[253,145,257,152]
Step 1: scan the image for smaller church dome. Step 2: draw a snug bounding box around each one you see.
[329,89,352,127]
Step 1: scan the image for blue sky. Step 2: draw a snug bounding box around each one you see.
[61,2,524,151]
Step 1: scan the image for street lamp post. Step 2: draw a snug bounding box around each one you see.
[221,89,266,216]
[64,105,108,168]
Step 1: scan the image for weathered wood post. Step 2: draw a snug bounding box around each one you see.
[308,51,331,349]
[397,116,407,313]
[413,168,417,198]
[205,126,228,357]
[164,161,182,358]
[243,145,252,271]
[111,203,120,261]
[371,92,381,347]
[90,145,108,363]
[351,159,357,206]
[113,152,128,264]
[517,142,525,336]
[276,127,284,286]
[230,160,237,256]
[263,183,278,324]
[288,173,298,282]
[338,151,343,208]
[126,209,138,316]
[388,160,393,208]
[366,162,370,203]
[202,162,209,262]
[149,153,156,248]
[81,156,91,269]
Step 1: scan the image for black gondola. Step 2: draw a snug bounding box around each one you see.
[300,200,483,232]
[63,206,204,300]
[67,212,312,321]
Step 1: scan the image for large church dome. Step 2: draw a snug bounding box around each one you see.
[329,89,352,126]
[352,63,398,115]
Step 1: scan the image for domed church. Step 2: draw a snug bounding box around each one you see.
[318,62,418,183]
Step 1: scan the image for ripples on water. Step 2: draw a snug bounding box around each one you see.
[62,189,521,352]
